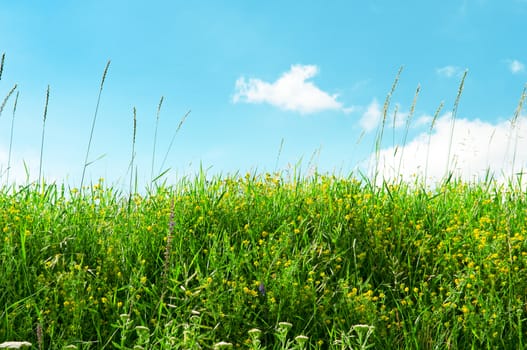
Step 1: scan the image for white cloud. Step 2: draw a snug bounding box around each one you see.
[509,59,525,74]
[436,65,464,78]
[359,100,413,133]
[370,114,527,184]
[232,65,349,114]
[414,114,434,128]
[360,99,382,132]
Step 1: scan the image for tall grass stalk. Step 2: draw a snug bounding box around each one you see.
[81,60,111,189]
[509,84,526,181]
[307,147,321,177]
[274,137,285,172]
[38,85,50,190]
[397,84,420,177]
[374,66,403,184]
[0,52,5,80]
[424,101,444,186]
[391,104,399,150]
[151,96,164,182]
[485,129,496,181]
[6,91,19,185]
[0,84,17,117]
[158,109,191,176]
[444,70,467,180]
[128,107,137,206]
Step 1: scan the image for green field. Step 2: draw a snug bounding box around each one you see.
[2,173,527,349]
[2,56,527,349]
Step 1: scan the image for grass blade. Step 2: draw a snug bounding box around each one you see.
[7,91,19,185]
[128,107,137,209]
[509,84,526,179]
[424,101,444,186]
[151,96,164,182]
[374,66,403,184]
[444,70,467,180]
[158,109,191,175]
[38,85,50,190]
[0,52,5,80]
[0,84,17,118]
[274,137,285,172]
[397,84,420,177]
[81,60,111,189]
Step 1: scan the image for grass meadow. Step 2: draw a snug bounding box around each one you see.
[2,56,527,349]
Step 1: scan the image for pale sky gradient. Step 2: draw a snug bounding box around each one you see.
[0,1,526,188]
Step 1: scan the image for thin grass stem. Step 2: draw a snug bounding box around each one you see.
[445,70,467,180]
[7,91,19,185]
[374,66,403,184]
[38,85,50,190]
[397,84,420,177]
[81,60,111,189]
[0,84,17,117]
[392,104,399,160]
[128,107,137,208]
[158,109,191,175]
[274,137,285,172]
[0,52,5,80]
[151,96,164,182]
[509,84,526,179]
[424,101,444,186]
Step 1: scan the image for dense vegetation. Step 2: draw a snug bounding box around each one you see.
[2,173,527,349]
[2,53,527,348]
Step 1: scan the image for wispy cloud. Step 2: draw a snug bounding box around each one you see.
[436,65,464,78]
[371,114,527,183]
[359,99,381,132]
[232,65,350,114]
[359,100,413,133]
[508,59,525,74]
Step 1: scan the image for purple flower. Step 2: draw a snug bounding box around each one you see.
[258,282,266,296]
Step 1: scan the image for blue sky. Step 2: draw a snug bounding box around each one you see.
[1,0,526,188]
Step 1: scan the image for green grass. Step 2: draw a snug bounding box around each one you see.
[1,174,527,349]
[2,55,527,348]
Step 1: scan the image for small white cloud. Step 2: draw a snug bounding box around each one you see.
[370,113,527,184]
[359,99,382,132]
[436,65,464,78]
[414,114,434,128]
[359,100,414,133]
[509,59,525,74]
[232,65,348,114]
[343,106,358,114]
